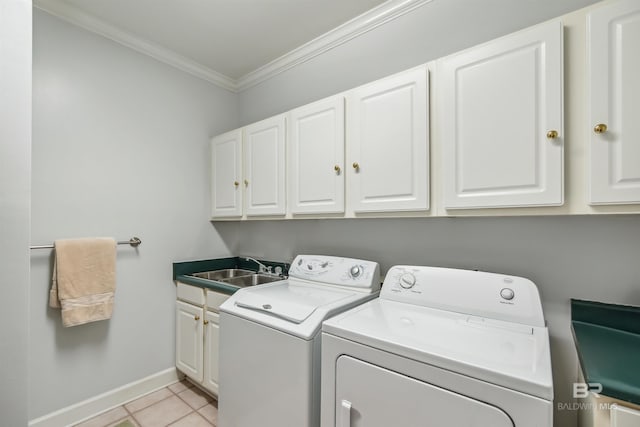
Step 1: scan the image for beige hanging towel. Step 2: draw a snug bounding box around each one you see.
[49,237,117,327]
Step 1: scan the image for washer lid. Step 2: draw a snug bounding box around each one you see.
[322,298,553,400]
[234,281,344,323]
[221,279,377,339]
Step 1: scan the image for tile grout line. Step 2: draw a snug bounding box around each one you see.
[167,391,214,427]
[97,381,215,427]
[164,380,215,427]
[172,386,214,425]
[165,384,195,427]
[166,411,207,427]
[125,385,180,427]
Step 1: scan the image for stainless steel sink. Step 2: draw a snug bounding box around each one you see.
[190,269,254,281]
[222,274,284,288]
[188,268,285,288]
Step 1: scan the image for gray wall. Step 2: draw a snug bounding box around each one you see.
[238,0,601,124]
[232,1,637,426]
[0,0,32,425]
[30,10,237,419]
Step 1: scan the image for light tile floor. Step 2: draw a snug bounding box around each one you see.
[74,379,218,427]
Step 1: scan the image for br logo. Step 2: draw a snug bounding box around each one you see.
[573,382,603,398]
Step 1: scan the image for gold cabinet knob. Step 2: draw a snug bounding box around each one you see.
[334,165,341,174]
[594,123,608,134]
[244,179,249,186]
[194,315,200,321]
[234,181,239,187]
[203,320,209,325]
[546,130,559,139]
[352,162,360,171]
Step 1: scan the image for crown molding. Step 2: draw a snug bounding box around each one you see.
[34,0,432,93]
[235,0,433,91]
[33,0,237,92]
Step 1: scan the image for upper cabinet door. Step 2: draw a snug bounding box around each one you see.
[289,95,345,214]
[244,115,286,216]
[211,129,242,218]
[440,20,564,209]
[348,65,429,213]
[588,0,640,204]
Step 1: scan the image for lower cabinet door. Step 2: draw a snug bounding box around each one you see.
[176,300,204,382]
[335,355,513,427]
[203,310,220,396]
[611,403,640,427]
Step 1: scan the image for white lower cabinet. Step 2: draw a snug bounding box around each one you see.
[203,310,221,394]
[176,300,204,382]
[611,405,640,427]
[578,391,640,427]
[175,283,229,396]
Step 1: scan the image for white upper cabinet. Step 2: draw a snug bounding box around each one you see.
[347,65,429,213]
[440,20,564,209]
[588,0,640,204]
[244,114,286,216]
[288,95,345,214]
[211,129,243,218]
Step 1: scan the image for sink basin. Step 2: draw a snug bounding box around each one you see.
[190,269,254,281]
[222,274,284,288]
[188,269,285,288]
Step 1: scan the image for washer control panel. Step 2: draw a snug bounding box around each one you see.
[381,265,545,327]
[350,265,362,278]
[288,255,380,292]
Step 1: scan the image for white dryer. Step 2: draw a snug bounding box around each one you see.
[219,255,380,427]
[321,265,554,427]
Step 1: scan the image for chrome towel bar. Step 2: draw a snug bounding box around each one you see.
[30,237,142,250]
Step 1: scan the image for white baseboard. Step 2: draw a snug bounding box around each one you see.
[29,367,182,427]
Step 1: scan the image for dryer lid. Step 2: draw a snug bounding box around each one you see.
[322,298,554,400]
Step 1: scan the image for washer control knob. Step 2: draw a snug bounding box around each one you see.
[500,288,515,300]
[399,273,416,289]
[350,265,362,278]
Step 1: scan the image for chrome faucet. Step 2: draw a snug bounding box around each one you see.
[244,257,272,274]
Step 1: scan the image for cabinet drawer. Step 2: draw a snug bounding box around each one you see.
[206,290,230,312]
[177,282,205,306]
[611,404,640,427]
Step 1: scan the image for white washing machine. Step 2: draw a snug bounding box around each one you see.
[321,265,554,427]
[218,255,380,427]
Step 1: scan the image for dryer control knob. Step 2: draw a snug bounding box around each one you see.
[350,265,362,278]
[399,273,416,289]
